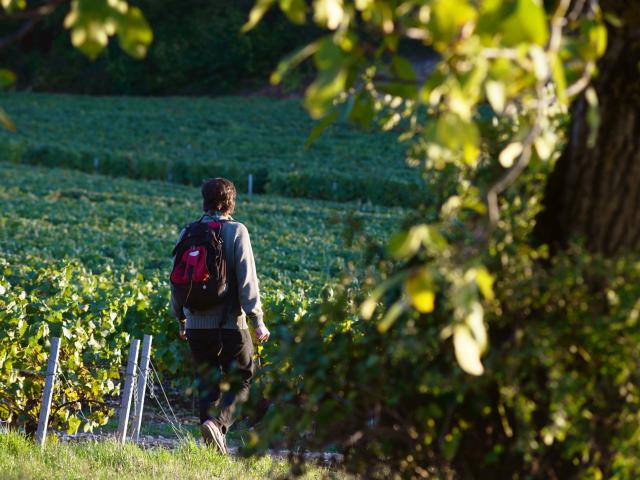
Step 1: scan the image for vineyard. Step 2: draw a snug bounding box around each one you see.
[0,98,408,444]
[0,93,428,207]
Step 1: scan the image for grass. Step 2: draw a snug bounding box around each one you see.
[0,431,337,480]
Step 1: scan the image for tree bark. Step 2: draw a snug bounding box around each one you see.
[534,12,640,256]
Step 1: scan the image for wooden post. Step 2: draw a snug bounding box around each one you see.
[116,338,140,444]
[130,335,152,443]
[35,337,61,447]
[248,173,253,196]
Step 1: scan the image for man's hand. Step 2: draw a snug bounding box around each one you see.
[255,325,270,343]
[178,320,187,341]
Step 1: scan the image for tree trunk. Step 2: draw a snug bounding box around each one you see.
[534,12,640,256]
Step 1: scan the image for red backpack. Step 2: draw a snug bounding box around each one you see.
[170,217,229,311]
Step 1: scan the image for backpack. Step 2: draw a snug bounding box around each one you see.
[170,217,229,311]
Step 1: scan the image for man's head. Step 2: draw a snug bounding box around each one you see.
[201,177,236,215]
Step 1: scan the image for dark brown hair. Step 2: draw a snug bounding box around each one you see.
[201,177,236,214]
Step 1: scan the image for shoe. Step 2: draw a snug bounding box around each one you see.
[200,419,228,454]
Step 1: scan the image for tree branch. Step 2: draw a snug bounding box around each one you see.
[0,0,66,20]
[0,0,68,50]
[0,19,36,49]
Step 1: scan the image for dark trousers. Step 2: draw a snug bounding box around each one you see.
[186,328,254,433]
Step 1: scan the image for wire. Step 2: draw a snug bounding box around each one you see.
[145,360,190,443]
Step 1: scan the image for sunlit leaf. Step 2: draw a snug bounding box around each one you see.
[388,225,426,259]
[242,0,276,32]
[279,0,306,24]
[534,131,556,160]
[550,52,567,105]
[585,87,600,148]
[378,298,407,333]
[500,0,548,47]
[499,142,523,168]
[580,21,607,61]
[485,80,505,113]
[66,415,81,435]
[434,113,480,166]
[118,6,153,59]
[429,0,477,50]
[529,45,548,80]
[1,0,25,13]
[466,302,487,353]
[475,268,494,301]
[313,0,344,30]
[304,68,348,119]
[271,41,320,84]
[360,271,409,320]
[453,325,484,375]
[405,268,435,313]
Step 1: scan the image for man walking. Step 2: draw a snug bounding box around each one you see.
[170,177,269,454]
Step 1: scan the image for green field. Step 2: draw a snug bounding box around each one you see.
[0,93,428,207]
[0,431,334,480]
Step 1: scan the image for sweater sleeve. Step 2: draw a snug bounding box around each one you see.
[234,224,265,330]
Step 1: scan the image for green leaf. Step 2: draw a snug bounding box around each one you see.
[391,56,416,83]
[305,109,339,148]
[118,6,153,59]
[429,0,478,50]
[434,113,480,166]
[67,415,81,435]
[405,269,436,313]
[550,52,567,104]
[64,0,152,60]
[475,268,494,301]
[585,87,600,148]
[279,0,306,24]
[348,92,375,128]
[377,299,407,333]
[304,68,348,119]
[500,0,549,47]
[0,69,16,89]
[388,225,428,260]
[360,271,409,320]
[381,55,417,98]
[242,0,276,32]
[314,37,343,70]
[579,21,607,61]
[1,0,25,13]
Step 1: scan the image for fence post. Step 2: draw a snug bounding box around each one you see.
[35,337,61,447]
[130,335,153,443]
[248,173,253,196]
[116,338,140,444]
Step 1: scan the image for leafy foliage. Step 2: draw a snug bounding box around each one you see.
[240,0,640,478]
[0,0,313,95]
[1,0,152,61]
[0,160,401,434]
[0,258,132,434]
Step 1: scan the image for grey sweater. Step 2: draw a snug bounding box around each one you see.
[171,213,265,330]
